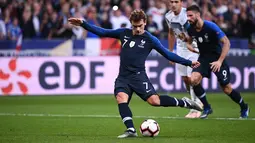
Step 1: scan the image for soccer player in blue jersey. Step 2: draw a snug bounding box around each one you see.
[184,5,249,119]
[68,9,202,138]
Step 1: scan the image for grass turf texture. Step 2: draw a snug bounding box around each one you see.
[0,93,254,143]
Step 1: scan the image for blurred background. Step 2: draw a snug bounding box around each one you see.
[0,0,255,95]
[0,0,255,42]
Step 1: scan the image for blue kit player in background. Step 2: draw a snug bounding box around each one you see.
[184,5,249,119]
[68,9,203,138]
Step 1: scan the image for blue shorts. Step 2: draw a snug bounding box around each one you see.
[114,71,157,101]
[193,58,231,86]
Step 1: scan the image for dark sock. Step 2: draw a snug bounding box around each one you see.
[159,95,187,107]
[118,103,135,131]
[228,90,247,109]
[193,84,210,109]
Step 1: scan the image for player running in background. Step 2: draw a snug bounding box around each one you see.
[184,5,249,119]
[68,9,202,138]
[165,0,203,118]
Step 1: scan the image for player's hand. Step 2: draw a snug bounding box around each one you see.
[178,33,186,41]
[191,61,200,68]
[187,44,199,54]
[68,18,83,26]
[210,60,222,72]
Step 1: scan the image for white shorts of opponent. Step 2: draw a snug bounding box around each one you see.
[175,50,199,77]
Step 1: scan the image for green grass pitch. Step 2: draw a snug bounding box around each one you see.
[0,93,254,143]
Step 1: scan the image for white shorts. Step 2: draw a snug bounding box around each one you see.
[176,50,199,77]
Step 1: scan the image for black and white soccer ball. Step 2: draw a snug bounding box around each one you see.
[139,119,160,137]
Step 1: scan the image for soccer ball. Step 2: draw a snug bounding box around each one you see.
[139,119,160,137]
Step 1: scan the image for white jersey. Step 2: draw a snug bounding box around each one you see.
[165,8,190,53]
[165,8,199,77]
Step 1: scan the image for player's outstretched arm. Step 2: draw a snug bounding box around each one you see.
[68,18,124,38]
[151,35,200,68]
[168,29,175,52]
[168,29,176,65]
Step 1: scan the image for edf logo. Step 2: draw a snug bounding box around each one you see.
[39,61,104,89]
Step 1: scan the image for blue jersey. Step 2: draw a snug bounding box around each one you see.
[187,20,225,61]
[81,21,192,76]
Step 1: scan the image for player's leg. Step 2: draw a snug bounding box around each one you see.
[186,53,203,117]
[220,84,249,118]
[130,72,203,111]
[176,63,202,117]
[190,71,212,119]
[146,94,203,111]
[114,78,138,138]
[215,63,249,118]
[183,76,202,118]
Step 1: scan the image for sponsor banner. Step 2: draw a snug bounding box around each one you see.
[147,57,255,92]
[0,56,254,95]
[0,57,119,95]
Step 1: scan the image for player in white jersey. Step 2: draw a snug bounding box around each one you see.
[165,0,202,118]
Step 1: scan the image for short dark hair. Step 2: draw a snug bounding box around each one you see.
[129,9,147,23]
[186,5,201,14]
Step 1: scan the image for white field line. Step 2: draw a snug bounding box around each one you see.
[0,113,254,121]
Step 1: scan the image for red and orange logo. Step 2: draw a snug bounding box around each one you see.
[0,58,32,95]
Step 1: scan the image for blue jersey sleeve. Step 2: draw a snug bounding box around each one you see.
[206,21,225,40]
[80,20,125,39]
[150,35,192,66]
[184,21,190,30]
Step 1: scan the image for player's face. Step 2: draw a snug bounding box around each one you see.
[187,11,198,26]
[131,19,146,35]
[170,0,182,12]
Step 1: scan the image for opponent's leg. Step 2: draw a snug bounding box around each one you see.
[191,86,203,117]
[190,72,212,119]
[175,63,203,117]
[183,76,202,118]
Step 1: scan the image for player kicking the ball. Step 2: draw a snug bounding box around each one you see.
[68,9,203,138]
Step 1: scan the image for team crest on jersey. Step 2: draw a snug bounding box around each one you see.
[192,38,198,48]
[204,33,209,42]
[198,37,203,43]
[129,41,135,48]
[138,39,146,48]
